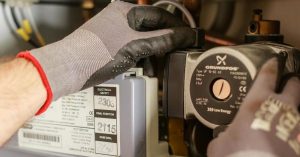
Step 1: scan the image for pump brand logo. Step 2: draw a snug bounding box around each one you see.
[216,55,227,65]
[205,54,239,71]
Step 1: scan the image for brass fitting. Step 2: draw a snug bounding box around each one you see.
[248,9,280,35]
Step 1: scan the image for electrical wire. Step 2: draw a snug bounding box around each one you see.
[0,0,136,5]
[24,5,46,46]
[4,4,18,31]
[9,7,20,28]
[153,0,196,28]
[4,3,40,48]
[28,39,40,47]
[13,6,23,26]
[15,6,32,35]
[3,0,83,6]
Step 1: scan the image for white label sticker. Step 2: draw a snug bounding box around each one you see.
[18,85,120,157]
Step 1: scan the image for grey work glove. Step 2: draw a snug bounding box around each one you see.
[207,58,300,157]
[17,1,195,114]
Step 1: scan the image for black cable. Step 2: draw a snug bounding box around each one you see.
[1,0,137,48]
[10,7,20,28]
[9,6,40,48]
[29,39,40,47]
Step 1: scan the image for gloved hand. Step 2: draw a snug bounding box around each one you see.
[207,58,300,157]
[17,1,195,115]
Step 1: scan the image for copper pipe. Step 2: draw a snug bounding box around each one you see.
[205,35,236,46]
[168,118,188,156]
[137,0,151,5]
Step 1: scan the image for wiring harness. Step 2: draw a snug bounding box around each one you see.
[3,0,46,47]
[1,0,133,48]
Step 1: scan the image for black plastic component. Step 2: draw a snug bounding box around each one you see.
[184,119,213,157]
[245,34,284,44]
[158,116,169,141]
[192,28,205,49]
[164,52,188,118]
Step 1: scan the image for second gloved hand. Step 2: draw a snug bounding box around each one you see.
[18,1,195,114]
[207,58,300,157]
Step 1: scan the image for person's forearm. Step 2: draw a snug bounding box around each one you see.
[0,58,46,146]
[0,55,14,65]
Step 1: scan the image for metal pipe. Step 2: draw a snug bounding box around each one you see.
[210,1,235,33]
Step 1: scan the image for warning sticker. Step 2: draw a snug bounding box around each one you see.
[18,85,120,157]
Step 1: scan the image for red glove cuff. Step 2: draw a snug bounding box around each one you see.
[17,51,53,115]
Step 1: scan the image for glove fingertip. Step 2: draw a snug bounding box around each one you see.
[171,27,197,49]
